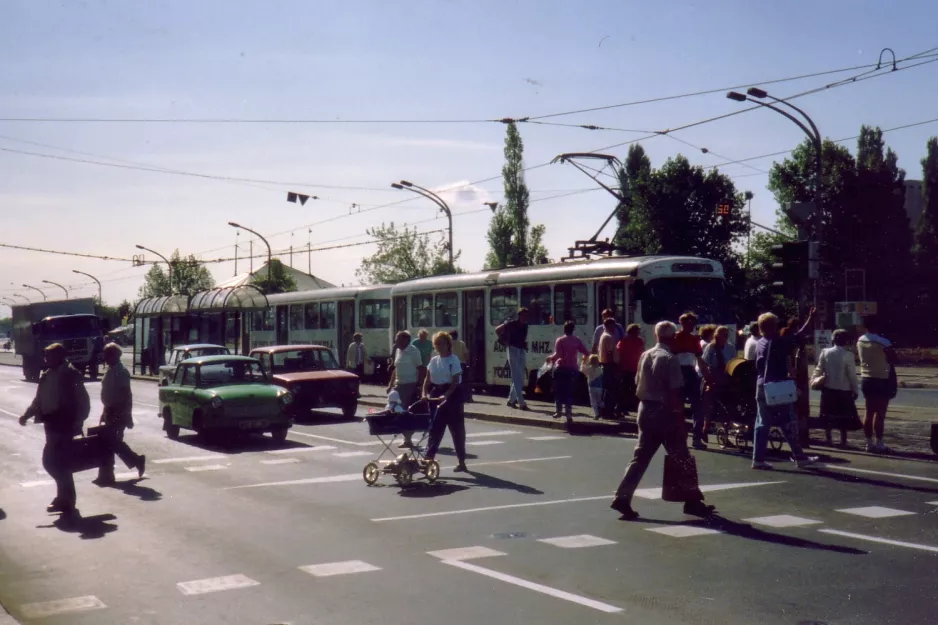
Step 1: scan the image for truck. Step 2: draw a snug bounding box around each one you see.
[12,298,106,382]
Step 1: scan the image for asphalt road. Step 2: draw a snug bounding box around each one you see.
[1,366,937,624]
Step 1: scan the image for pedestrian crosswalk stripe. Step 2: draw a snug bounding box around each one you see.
[177,574,260,595]
[818,464,938,484]
[634,481,785,499]
[224,473,361,490]
[299,560,381,577]
[261,458,301,465]
[184,464,228,472]
[466,430,521,438]
[154,454,227,464]
[466,440,504,446]
[265,445,336,454]
[20,595,107,619]
[20,479,55,488]
[538,535,617,549]
[333,451,373,458]
[647,526,721,538]
[837,506,916,519]
[743,515,823,528]
[819,529,938,553]
[527,436,566,441]
[427,546,506,561]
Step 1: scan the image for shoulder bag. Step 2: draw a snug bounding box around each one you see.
[809,351,827,391]
[763,339,798,406]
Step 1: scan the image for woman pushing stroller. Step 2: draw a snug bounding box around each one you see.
[422,331,468,473]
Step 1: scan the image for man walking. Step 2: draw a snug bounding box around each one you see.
[496,308,530,411]
[610,322,715,520]
[387,331,423,449]
[19,343,90,520]
[95,343,146,486]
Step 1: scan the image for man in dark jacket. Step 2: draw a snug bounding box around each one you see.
[19,343,91,519]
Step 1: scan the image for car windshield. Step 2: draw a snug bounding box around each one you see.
[641,278,734,325]
[190,347,229,358]
[198,361,267,387]
[270,349,340,373]
[37,316,100,339]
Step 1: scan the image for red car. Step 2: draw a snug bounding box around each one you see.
[249,345,360,419]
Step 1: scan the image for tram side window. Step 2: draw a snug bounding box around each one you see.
[253,308,274,332]
[411,294,434,327]
[554,283,589,325]
[360,299,391,329]
[289,305,304,331]
[304,303,320,330]
[434,292,458,327]
[320,302,336,329]
[490,287,518,325]
[520,286,552,325]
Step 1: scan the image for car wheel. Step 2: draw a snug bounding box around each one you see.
[342,401,358,419]
[270,426,289,444]
[163,414,180,440]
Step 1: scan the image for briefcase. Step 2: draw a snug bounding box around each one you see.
[661,454,702,502]
[67,427,107,474]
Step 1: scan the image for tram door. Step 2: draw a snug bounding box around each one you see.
[275,305,289,345]
[462,290,485,386]
[596,281,626,326]
[393,296,408,333]
[337,300,355,367]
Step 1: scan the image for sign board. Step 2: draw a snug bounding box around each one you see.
[836,301,877,315]
[716,203,731,216]
[814,330,833,351]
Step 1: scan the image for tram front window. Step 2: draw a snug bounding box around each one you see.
[641,278,733,325]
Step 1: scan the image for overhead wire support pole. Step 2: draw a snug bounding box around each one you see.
[550,153,625,259]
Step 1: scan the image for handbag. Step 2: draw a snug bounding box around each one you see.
[662,454,702,502]
[66,426,107,474]
[809,374,827,391]
[762,339,798,406]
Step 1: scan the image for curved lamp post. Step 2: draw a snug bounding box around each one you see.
[391,180,454,272]
[72,270,102,303]
[228,222,272,282]
[41,280,69,299]
[136,245,173,294]
[22,284,46,301]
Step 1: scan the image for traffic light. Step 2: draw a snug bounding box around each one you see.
[765,241,810,297]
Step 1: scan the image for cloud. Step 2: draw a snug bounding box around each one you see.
[432,180,497,210]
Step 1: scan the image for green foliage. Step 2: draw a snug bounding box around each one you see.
[138,250,215,298]
[252,259,298,295]
[486,122,549,268]
[914,137,938,337]
[357,222,461,284]
[117,300,132,321]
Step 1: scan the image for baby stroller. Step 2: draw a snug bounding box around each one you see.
[712,357,785,453]
[361,399,439,486]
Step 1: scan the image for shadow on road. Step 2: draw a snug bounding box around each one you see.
[113,478,162,501]
[0,509,6,521]
[807,466,938,496]
[448,471,544,495]
[435,448,479,460]
[396,481,470,498]
[169,433,325,455]
[41,513,118,540]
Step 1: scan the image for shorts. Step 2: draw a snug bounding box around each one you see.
[861,377,890,400]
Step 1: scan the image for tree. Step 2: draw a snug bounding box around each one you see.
[253,258,297,295]
[117,299,132,321]
[357,222,461,284]
[137,250,215,298]
[615,144,655,254]
[486,122,548,268]
[914,137,938,341]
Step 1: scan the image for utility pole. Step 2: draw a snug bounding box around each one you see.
[234,230,239,276]
[307,228,312,275]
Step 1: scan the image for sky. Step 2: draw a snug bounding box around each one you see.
[2,0,937,310]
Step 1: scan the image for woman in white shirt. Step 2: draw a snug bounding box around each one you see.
[422,331,467,472]
[813,329,860,447]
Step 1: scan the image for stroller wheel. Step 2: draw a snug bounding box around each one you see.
[716,427,729,449]
[734,431,748,451]
[769,428,784,452]
[395,464,414,486]
[424,460,440,483]
[363,462,380,486]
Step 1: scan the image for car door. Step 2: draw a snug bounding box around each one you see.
[169,363,197,427]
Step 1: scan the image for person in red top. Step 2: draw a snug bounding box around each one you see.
[616,324,645,414]
[547,320,590,426]
[673,312,711,449]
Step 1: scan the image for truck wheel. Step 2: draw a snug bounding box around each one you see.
[163,413,180,440]
[342,402,358,419]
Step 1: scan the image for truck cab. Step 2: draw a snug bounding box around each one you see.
[12,298,106,382]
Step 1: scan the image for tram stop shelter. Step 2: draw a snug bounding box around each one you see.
[132,295,189,376]
[187,285,269,356]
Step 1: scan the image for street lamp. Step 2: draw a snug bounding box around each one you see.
[136,244,174,294]
[22,284,46,301]
[727,88,823,307]
[391,180,454,272]
[11,293,29,303]
[41,280,69,299]
[72,270,102,303]
[228,222,272,282]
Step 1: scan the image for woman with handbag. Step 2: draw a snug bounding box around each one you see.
[813,330,860,447]
[751,309,819,470]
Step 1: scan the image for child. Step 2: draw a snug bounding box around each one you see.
[385,389,405,414]
[581,354,604,420]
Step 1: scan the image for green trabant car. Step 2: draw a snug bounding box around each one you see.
[158,355,294,443]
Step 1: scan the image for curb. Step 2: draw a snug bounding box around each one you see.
[357,397,634,436]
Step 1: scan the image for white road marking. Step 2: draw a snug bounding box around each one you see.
[465,430,521,438]
[184,464,228,472]
[115,471,141,479]
[447,455,571,469]
[20,479,55,488]
[443,560,622,614]
[837,506,915,519]
[0,408,19,418]
[333,451,374,458]
[928,501,938,506]
[818,464,938,484]
[290,431,381,446]
[427,546,506,561]
[299,560,381,577]
[527,435,566,441]
[633,481,785,500]
[20,595,107,619]
[153,455,227,464]
[372,495,610,522]
[133,401,160,408]
[224,473,361,490]
[538,535,617,549]
[819,529,938,553]
[177,574,260,596]
[265,445,337,454]
[261,458,302,465]
[465,440,504,446]
[743,515,823,528]
[647,526,722,538]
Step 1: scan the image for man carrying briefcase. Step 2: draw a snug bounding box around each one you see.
[94,343,145,486]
